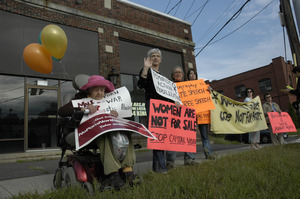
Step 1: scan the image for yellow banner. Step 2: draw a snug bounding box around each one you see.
[210,90,268,134]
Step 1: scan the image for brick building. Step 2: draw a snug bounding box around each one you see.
[0,0,195,153]
[208,56,297,112]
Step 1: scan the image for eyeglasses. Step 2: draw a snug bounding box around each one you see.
[266,96,271,98]
[247,91,252,93]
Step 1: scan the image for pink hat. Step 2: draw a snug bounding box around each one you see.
[80,75,114,92]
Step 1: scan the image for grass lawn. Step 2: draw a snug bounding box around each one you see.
[12,143,300,199]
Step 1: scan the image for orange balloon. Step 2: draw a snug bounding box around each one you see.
[23,43,53,74]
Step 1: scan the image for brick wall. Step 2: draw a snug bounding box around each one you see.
[0,0,196,81]
[208,57,297,111]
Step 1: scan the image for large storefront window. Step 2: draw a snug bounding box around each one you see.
[0,75,25,153]
[120,74,147,124]
[119,39,183,126]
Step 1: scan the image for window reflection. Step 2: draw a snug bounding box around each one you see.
[235,85,246,98]
[0,75,24,139]
[120,74,146,125]
[259,78,272,93]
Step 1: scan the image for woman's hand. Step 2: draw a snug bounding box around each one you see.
[83,104,97,115]
[207,86,213,93]
[141,57,152,78]
[175,101,181,108]
[110,110,119,117]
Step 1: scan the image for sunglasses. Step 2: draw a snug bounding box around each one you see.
[247,91,252,93]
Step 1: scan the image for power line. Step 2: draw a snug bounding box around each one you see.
[195,0,238,45]
[183,0,196,20]
[174,0,182,16]
[164,0,172,13]
[191,0,210,26]
[167,0,182,14]
[195,0,251,57]
[195,0,275,49]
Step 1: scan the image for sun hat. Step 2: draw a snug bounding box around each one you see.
[80,75,114,92]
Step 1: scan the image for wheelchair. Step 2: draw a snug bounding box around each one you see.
[53,74,130,193]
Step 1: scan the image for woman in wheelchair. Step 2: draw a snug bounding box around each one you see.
[58,75,140,189]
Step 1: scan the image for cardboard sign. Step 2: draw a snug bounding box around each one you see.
[75,113,156,150]
[151,68,182,103]
[210,90,268,134]
[267,112,297,133]
[147,99,197,153]
[72,86,132,122]
[175,79,215,112]
[132,102,147,116]
[197,110,211,124]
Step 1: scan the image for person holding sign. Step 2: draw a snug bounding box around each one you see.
[262,93,284,145]
[244,88,261,149]
[59,75,139,189]
[165,66,198,168]
[137,48,180,173]
[187,69,215,160]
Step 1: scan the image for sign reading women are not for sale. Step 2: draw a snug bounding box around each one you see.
[147,99,197,153]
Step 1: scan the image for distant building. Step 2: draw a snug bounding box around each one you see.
[0,0,195,153]
[207,57,297,112]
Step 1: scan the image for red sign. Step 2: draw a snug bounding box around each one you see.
[147,99,197,153]
[75,113,156,150]
[267,112,297,133]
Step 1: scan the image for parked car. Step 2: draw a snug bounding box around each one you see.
[260,129,288,144]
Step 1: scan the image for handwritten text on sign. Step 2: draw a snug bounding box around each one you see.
[197,110,211,124]
[75,114,156,150]
[267,112,296,133]
[210,90,268,134]
[72,87,132,123]
[175,79,215,113]
[151,68,182,103]
[147,99,197,153]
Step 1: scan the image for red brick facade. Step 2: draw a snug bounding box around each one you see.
[0,0,195,83]
[208,57,297,111]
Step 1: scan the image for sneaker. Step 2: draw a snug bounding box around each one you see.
[184,159,198,165]
[166,161,174,170]
[123,172,141,186]
[104,172,125,189]
[206,155,216,160]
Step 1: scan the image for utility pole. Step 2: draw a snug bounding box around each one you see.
[292,0,300,35]
[279,0,300,65]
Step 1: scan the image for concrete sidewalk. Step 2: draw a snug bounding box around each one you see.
[0,145,254,199]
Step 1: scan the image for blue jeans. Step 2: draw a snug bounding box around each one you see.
[199,124,213,158]
[152,150,168,173]
[146,100,168,173]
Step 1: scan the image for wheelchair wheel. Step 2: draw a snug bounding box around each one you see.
[83,181,94,194]
[64,167,80,187]
[53,168,63,188]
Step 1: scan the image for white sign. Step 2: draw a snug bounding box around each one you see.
[72,86,132,123]
[151,68,182,103]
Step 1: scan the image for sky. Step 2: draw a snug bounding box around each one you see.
[123,0,296,81]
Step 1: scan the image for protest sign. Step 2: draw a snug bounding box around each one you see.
[210,90,268,134]
[151,68,182,103]
[132,102,147,116]
[72,86,132,122]
[197,110,211,124]
[176,79,215,112]
[147,99,197,153]
[75,113,156,150]
[268,112,297,133]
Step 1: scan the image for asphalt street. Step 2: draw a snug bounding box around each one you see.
[0,136,298,199]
